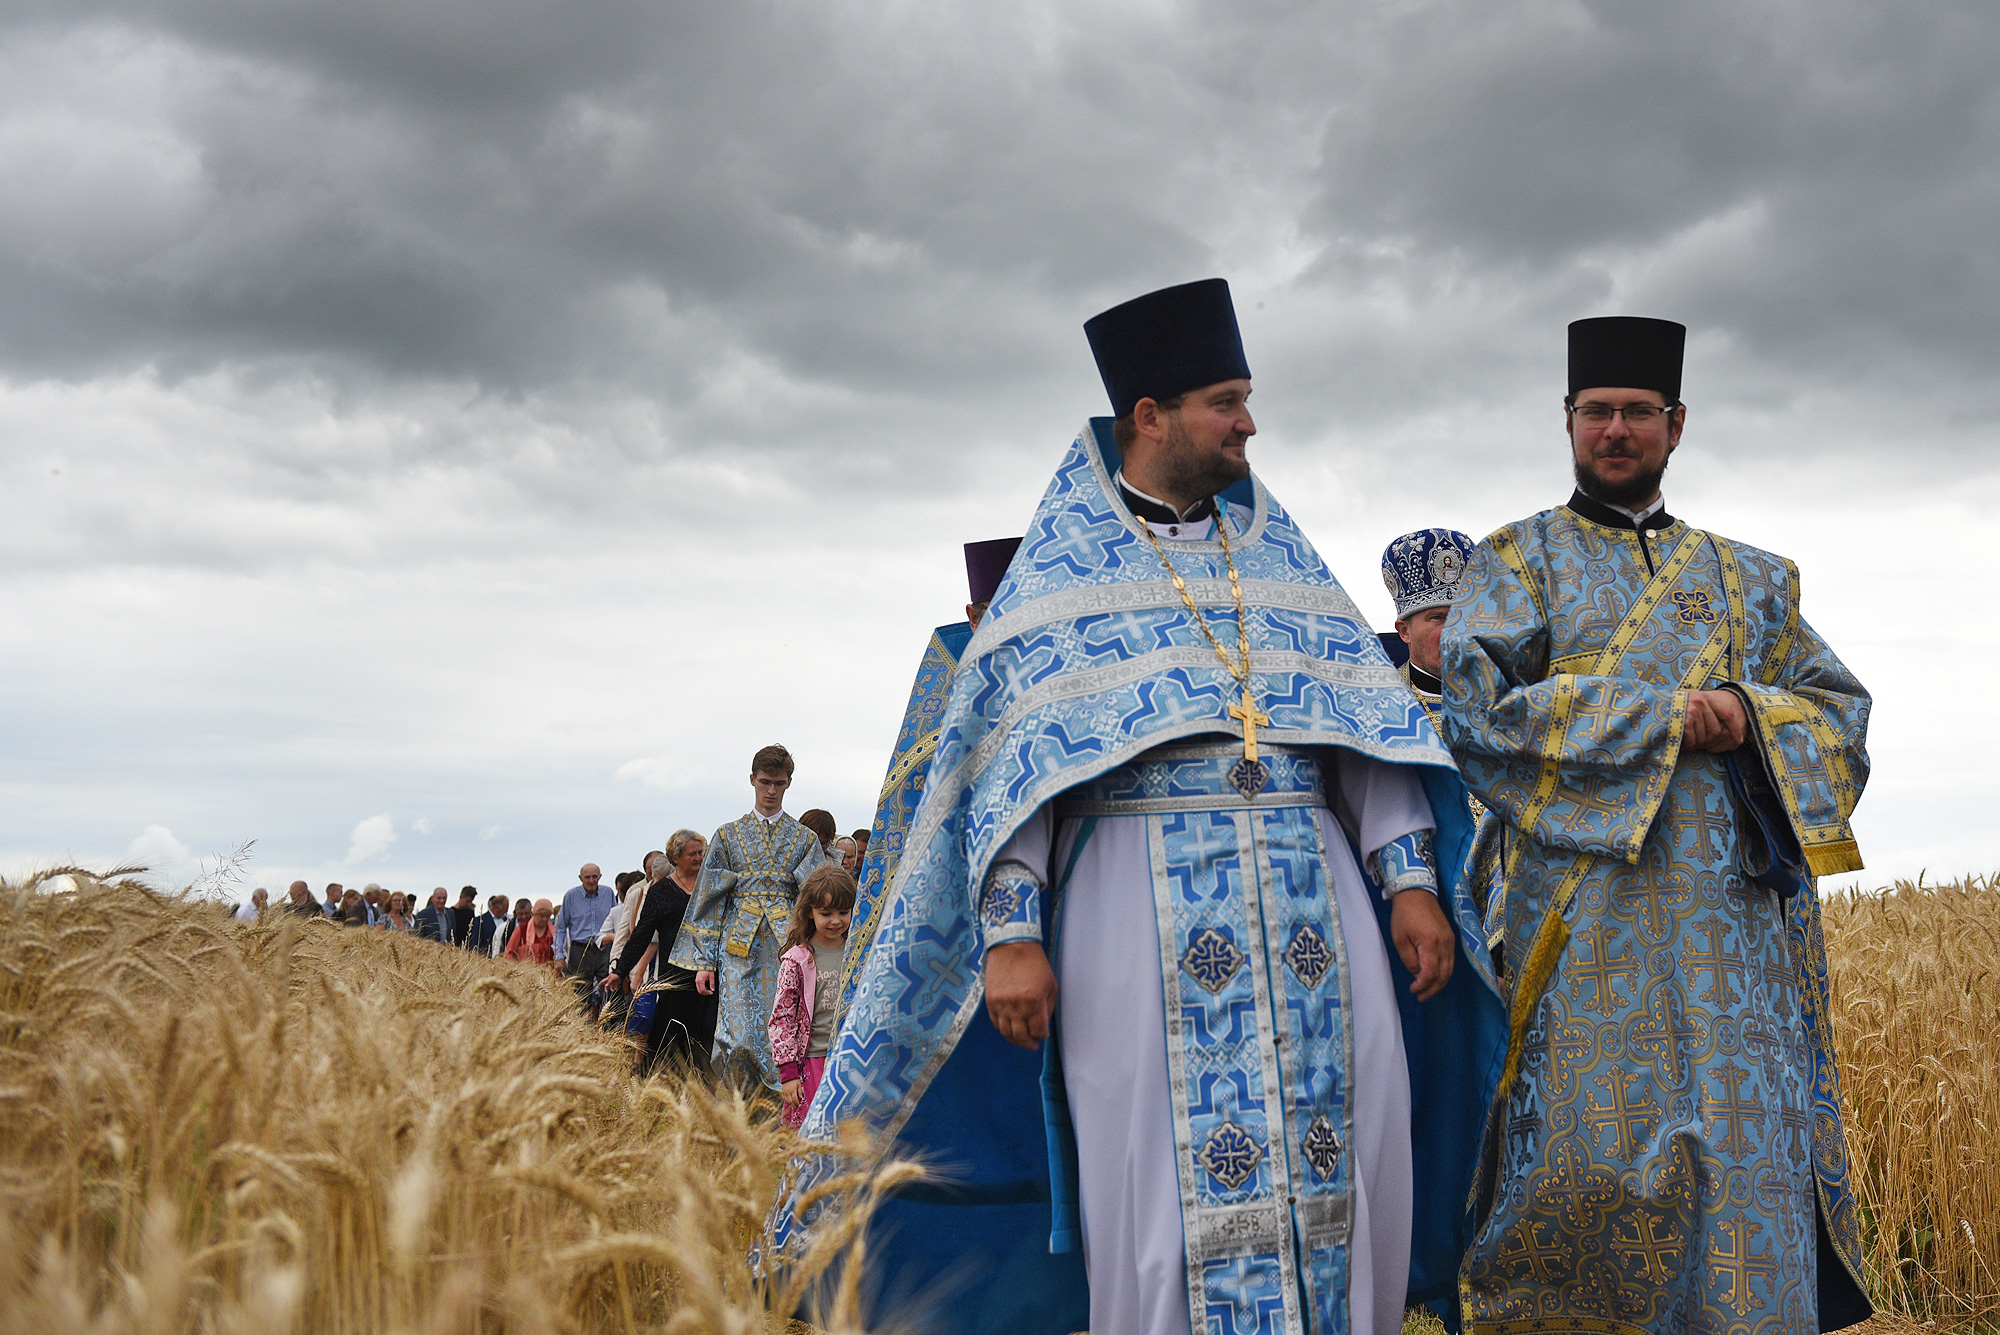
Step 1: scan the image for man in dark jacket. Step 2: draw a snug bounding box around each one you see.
[413,886,452,942]
[466,892,510,956]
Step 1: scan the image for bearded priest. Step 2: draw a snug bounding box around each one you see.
[773,279,1505,1335]
[1444,316,1873,1335]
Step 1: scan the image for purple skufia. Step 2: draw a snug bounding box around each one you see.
[963,537,1022,605]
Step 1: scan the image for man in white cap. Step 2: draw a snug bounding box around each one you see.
[1379,528,1478,728]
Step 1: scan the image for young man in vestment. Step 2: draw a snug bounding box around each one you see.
[776,280,1505,1335]
[1442,317,1873,1335]
[669,744,826,1090]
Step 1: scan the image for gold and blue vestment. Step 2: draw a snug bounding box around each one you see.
[668,810,826,1088]
[1442,501,1871,1335]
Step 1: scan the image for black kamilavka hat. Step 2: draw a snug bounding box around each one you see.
[1084,279,1251,418]
[1568,316,1687,402]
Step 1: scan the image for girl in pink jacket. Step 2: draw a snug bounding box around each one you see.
[768,864,855,1129]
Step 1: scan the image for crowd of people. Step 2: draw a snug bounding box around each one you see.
[229,804,872,1080]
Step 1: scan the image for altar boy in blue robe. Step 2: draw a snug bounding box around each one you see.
[774,280,1506,1335]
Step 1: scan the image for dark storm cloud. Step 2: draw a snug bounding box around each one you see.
[1,1,1996,441]
[0,1,1234,415]
[1308,2,2000,388]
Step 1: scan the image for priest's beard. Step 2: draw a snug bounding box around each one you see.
[1159,413,1251,502]
[1574,450,1670,509]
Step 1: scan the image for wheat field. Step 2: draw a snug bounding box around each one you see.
[0,869,1992,1333]
[0,870,911,1335]
[1822,874,2000,1331]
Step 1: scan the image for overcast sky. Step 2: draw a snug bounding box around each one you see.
[3,0,1994,901]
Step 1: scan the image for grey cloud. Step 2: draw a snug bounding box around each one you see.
[1,0,1995,480]
[0,2,1237,411]
[1307,2,2000,386]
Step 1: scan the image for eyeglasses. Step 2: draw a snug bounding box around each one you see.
[1569,402,1679,427]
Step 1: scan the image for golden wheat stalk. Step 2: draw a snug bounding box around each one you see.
[0,872,897,1334]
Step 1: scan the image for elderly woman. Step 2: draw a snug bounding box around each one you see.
[504,898,557,966]
[615,828,717,1073]
[832,835,860,875]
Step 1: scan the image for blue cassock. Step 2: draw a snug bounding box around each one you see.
[779,420,1508,1334]
[831,618,1088,1333]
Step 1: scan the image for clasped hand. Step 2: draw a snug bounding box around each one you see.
[1683,688,1748,753]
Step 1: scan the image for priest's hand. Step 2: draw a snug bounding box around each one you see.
[1683,689,1748,753]
[695,970,716,995]
[1390,889,1456,1002]
[986,941,1058,1051]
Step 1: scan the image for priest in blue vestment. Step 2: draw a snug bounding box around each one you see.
[1444,317,1873,1335]
[774,279,1506,1335]
[825,534,1087,1335]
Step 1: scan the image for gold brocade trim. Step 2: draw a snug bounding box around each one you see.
[1713,536,1748,677]
[1793,693,1861,804]
[1515,676,1579,837]
[874,728,941,808]
[1470,1317,1655,1335]
[1586,525,1703,677]
[1488,527,1548,629]
[1764,558,1802,685]
[1803,839,1864,877]
[1492,851,1595,1101]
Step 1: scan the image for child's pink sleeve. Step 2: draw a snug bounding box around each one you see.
[769,956,806,1082]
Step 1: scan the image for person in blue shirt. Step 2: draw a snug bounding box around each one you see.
[555,863,616,1019]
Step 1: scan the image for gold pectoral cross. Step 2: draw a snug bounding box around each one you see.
[1227,687,1271,762]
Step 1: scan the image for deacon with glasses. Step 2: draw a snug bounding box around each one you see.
[1445,316,1874,1334]
[776,279,1504,1335]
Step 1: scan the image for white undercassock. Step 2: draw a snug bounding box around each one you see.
[995,752,1431,1335]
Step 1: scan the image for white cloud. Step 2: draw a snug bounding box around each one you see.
[125,824,193,878]
[344,814,395,864]
[412,817,433,835]
[614,756,694,790]
[478,825,502,841]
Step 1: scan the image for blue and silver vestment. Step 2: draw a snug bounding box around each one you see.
[669,810,827,1088]
[775,420,1507,1335]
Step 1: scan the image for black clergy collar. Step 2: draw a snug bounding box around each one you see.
[1564,488,1675,532]
[1117,474,1217,526]
[1406,662,1442,696]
